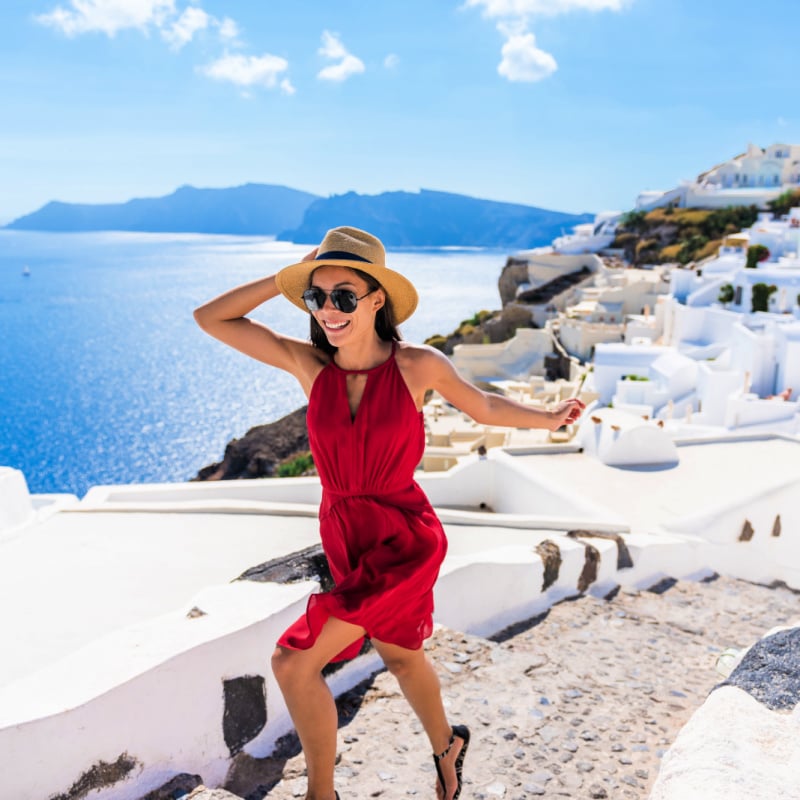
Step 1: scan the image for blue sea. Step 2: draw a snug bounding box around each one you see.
[0,231,510,497]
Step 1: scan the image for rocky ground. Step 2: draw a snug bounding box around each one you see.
[197,575,798,800]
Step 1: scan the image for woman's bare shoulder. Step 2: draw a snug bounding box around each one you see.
[394,341,454,389]
[395,340,448,367]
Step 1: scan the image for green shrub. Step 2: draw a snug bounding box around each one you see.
[718,283,735,304]
[277,452,314,478]
[746,244,770,269]
[751,282,777,313]
[620,210,647,232]
[767,188,800,218]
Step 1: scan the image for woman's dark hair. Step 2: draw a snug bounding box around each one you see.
[309,267,402,355]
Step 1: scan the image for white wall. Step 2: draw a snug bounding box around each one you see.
[83,476,323,508]
[558,319,623,361]
[774,323,800,399]
[663,475,800,587]
[0,582,326,800]
[591,343,666,404]
[418,455,617,524]
[669,304,743,350]
[724,394,799,429]
[0,468,33,533]
[451,327,551,382]
[434,534,620,635]
[523,253,603,289]
[696,362,744,426]
[728,323,778,397]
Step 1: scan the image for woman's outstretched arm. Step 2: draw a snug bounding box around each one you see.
[404,344,584,431]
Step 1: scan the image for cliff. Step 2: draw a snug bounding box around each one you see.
[193,406,310,481]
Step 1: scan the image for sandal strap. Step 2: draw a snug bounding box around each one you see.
[432,732,455,762]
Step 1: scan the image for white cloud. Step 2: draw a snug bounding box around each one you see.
[498,31,556,81]
[36,0,176,37]
[201,53,290,90]
[162,5,209,50]
[384,53,400,70]
[464,0,626,18]
[465,0,629,83]
[217,16,239,42]
[36,1,293,95]
[317,31,365,82]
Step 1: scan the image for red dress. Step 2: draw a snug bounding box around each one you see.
[277,342,448,662]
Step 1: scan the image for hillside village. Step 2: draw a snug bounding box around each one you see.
[421,143,800,469]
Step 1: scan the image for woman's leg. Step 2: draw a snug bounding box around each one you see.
[372,638,467,800]
[271,616,365,800]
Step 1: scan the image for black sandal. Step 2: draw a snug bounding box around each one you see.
[432,724,470,800]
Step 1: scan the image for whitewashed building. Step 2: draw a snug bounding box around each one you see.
[636,142,800,211]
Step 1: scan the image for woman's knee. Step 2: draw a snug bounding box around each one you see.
[271,646,308,687]
[381,650,424,680]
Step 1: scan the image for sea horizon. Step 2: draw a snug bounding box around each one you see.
[0,230,512,497]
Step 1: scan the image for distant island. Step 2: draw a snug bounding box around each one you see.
[4,184,320,237]
[5,184,593,249]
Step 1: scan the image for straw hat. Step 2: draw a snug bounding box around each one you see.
[275,226,418,324]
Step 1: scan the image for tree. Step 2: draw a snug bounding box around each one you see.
[745,244,770,269]
[620,209,648,233]
[751,283,778,313]
[718,283,735,305]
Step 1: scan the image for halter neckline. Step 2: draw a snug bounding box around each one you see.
[331,341,397,375]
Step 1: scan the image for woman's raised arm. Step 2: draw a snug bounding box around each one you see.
[193,261,323,392]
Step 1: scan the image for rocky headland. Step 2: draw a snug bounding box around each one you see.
[193,406,311,481]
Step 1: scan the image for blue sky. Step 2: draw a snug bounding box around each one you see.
[1,0,799,223]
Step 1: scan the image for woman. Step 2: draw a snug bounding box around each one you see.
[194,226,584,800]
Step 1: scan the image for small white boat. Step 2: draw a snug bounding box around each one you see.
[22,265,30,276]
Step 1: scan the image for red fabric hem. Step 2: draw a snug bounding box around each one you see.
[277,590,431,663]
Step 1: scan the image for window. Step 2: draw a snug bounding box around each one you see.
[734,286,743,305]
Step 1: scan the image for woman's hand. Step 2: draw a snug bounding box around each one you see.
[547,398,586,430]
[301,247,319,262]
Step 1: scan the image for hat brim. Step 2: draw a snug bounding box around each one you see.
[275,257,419,324]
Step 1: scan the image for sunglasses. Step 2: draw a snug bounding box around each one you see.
[302,286,376,314]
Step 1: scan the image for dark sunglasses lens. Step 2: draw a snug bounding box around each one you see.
[302,288,325,311]
[330,290,358,313]
[303,287,360,313]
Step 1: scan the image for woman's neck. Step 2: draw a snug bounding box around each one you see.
[333,336,392,372]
